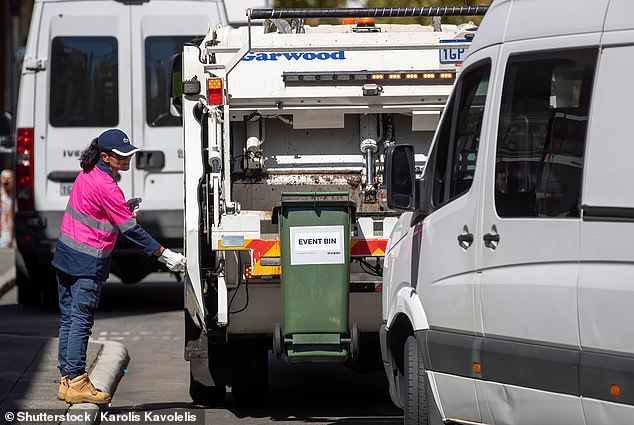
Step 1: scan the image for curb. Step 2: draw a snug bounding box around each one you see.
[0,264,15,299]
[62,340,130,425]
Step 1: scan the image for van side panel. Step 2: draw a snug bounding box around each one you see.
[603,0,634,33]
[504,0,609,43]
[580,43,634,421]
[582,45,634,210]
[481,381,587,425]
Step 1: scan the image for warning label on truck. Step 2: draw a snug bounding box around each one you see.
[290,225,345,265]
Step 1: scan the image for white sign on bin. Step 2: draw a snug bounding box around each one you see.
[290,225,345,265]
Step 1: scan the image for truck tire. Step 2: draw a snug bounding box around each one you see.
[230,347,268,403]
[404,335,429,425]
[189,374,226,406]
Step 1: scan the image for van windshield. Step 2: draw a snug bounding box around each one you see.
[145,36,196,127]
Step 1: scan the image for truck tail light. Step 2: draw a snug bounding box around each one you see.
[16,128,34,211]
[207,78,223,105]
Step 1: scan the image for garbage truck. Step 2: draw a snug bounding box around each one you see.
[175,6,488,404]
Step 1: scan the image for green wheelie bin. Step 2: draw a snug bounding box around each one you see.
[272,191,359,363]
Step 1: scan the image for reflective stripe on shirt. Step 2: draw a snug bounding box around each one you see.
[119,217,138,233]
[66,204,116,233]
[58,233,113,259]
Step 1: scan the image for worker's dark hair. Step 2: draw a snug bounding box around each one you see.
[79,138,101,172]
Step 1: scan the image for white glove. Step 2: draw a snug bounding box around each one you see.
[127,198,142,216]
[158,248,186,272]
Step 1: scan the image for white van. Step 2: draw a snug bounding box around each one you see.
[381,0,634,424]
[14,0,270,305]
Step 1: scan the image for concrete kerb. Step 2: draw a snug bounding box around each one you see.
[0,262,15,299]
[62,340,130,425]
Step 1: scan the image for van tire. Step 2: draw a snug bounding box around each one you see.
[404,335,429,425]
[16,252,57,307]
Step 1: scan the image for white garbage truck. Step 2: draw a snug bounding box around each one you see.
[174,6,487,404]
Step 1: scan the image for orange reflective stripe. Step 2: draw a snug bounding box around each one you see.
[350,239,387,256]
[218,238,387,277]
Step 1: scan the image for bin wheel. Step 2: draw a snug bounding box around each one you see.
[350,323,360,360]
[273,323,283,360]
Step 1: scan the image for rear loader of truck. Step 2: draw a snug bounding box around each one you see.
[176,7,487,404]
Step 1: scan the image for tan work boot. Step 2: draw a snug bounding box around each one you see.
[65,373,111,405]
[56,375,69,401]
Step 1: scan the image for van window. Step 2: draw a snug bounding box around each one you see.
[430,62,490,208]
[145,36,195,127]
[50,37,118,127]
[495,49,597,218]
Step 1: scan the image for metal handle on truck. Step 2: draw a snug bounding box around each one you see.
[248,6,489,20]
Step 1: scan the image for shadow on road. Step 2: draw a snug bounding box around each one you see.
[95,276,185,319]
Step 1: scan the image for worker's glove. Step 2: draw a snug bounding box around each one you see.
[158,248,186,272]
[126,198,142,216]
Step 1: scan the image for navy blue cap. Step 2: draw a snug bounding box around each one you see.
[97,129,140,156]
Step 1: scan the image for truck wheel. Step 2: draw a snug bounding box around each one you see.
[189,374,226,406]
[403,335,429,425]
[231,347,268,403]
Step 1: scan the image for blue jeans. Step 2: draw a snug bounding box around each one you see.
[57,271,103,379]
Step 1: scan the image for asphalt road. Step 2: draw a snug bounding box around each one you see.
[2,273,403,424]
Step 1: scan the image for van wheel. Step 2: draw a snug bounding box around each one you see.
[404,335,429,425]
[16,253,57,307]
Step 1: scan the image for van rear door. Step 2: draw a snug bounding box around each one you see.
[35,1,133,210]
[129,2,223,222]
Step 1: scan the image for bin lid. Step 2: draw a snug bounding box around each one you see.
[272,192,356,224]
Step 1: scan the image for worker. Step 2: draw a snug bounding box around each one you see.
[51,129,186,404]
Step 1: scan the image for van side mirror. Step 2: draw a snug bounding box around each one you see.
[385,144,417,211]
[168,53,183,117]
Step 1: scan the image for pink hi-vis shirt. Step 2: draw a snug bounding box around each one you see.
[52,161,160,280]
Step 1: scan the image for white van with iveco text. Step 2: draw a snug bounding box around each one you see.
[381,0,634,424]
[14,0,271,305]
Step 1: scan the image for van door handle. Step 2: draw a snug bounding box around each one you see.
[483,225,500,250]
[457,225,474,250]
